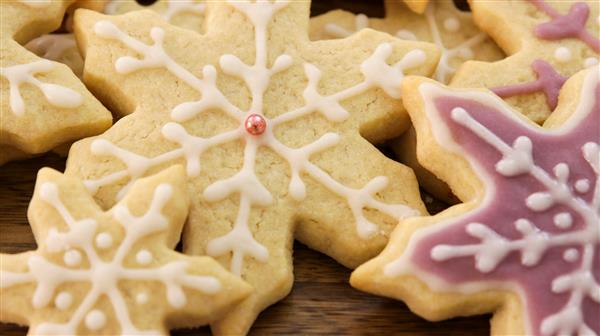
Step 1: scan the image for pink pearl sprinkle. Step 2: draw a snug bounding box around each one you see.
[244,114,267,135]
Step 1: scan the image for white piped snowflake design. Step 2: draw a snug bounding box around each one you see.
[0,60,82,116]
[430,107,600,335]
[321,3,490,83]
[383,70,599,335]
[80,0,425,276]
[17,0,50,8]
[0,169,235,335]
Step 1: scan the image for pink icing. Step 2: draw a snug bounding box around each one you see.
[410,83,600,335]
[530,0,600,53]
[491,60,567,110]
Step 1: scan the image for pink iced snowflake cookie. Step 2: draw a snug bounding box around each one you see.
[0,166,251,335]
[452,0,599,123]
[351,67,599,335]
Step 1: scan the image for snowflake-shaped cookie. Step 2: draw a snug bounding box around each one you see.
[351,67,599,335]
[66,1,438,334]
[310,0,504,84]
[452,0,599,123]
[0,166,252,335]
[0,0,111,164]
[27,0,205,78]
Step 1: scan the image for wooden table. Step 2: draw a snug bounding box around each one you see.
[1,0,490,334]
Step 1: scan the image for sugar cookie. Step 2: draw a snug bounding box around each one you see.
[1,0,111,164]
[310,0,504,84]
[66,1,439,333]
[452,0,599,123]
[0,166,252,335]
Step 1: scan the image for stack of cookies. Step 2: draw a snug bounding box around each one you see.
[1,1,598,335]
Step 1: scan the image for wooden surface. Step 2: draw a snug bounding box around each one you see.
[1,0,491,334]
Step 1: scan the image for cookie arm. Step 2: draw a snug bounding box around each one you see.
[0,251,38,327]
[304,28,440,143]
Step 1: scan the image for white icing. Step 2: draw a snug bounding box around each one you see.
[423,5,488,83]
[89,0,423,275]
[63,249,82,267]
[324,13,369,38]
[0,60,83,116]
[584,57,599,68]
[95,232,113,249]
[85,309,106,331]
[526,191,554,211]
[543,245,597,335]
[136,292,148,304]
[563,248,579,262]
[384,68,600,336]
[575,179,590,193]
[443,17,460,32]
[0,182,222,335]
[135,249,153,265]
[54,292,72,310]
[17,0,50,8]
[554,47,572,63]
[456,47,474,60]
[322,3,488,84]
[395,30,418,41]
[553,212,573,229]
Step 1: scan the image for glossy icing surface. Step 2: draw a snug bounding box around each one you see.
[386,69,599,335]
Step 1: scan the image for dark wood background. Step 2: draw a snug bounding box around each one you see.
[1,0,490,334]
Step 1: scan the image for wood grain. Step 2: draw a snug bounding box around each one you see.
[1,0,491,334]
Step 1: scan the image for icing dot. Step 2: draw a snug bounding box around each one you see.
[95,232,113,249]
[457,47,474,60]
[443,17,460,32]
[136,292,148,304]
[136,249,153,265]
[553,47,571,63]
[395,30,417,40]
[85,310,106,331]
[54,292,72,310]
[63,249,82,267]
[563,248,579,262]
[553,213,573,229]
[584,57,598,68]
[526,192,553,211]
[575,179,590,193]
